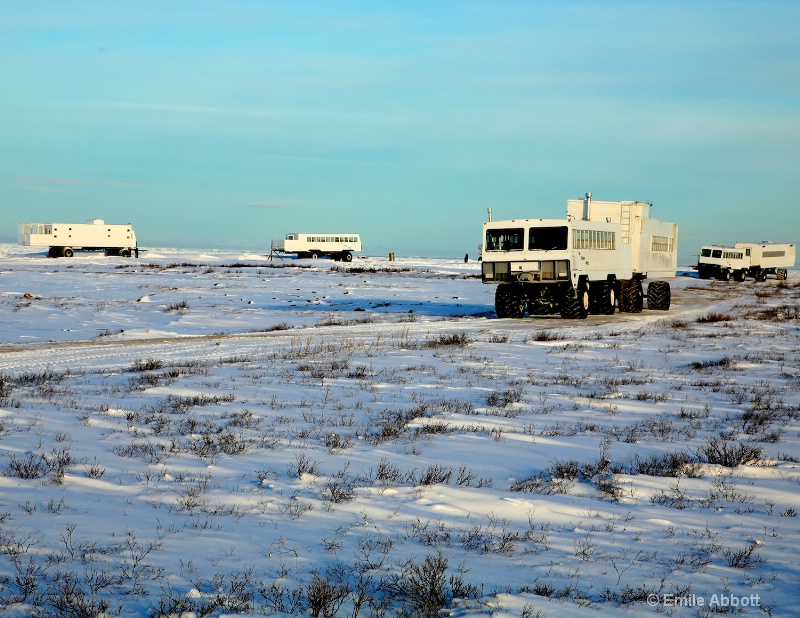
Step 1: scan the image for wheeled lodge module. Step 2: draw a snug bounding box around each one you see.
[696,242,795,281]
[481,193,678,319]
[734,242,794,281]
[18,219,137,257]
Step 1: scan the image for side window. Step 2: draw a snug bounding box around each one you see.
[531,226,568,250]
[485,228,524,251]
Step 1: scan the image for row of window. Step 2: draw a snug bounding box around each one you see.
[702,249,743,260]
[486,227,675,254]
[21,224,53,235]
[22,225,131,235]
[484,226,569,252]
[651,236,674,253]
[305,236,359,243]
[573,230,616,250]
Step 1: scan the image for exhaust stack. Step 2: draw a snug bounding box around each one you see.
[582,192,592,221]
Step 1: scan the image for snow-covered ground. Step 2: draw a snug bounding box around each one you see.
[0,244,798,617]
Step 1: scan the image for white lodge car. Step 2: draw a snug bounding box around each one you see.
[270,233,362,262]
[481,193,678,319]
[734,241,795,281]
[18,219,137,258]
[697,242,795,281]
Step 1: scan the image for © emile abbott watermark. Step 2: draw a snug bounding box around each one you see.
[647,593,761,608]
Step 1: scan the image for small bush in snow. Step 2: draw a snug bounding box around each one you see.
[722,544,762,569]
[287,453,321,478]
[695,436,763,467]
[695,311,733,323]
[424,332,471,348]
[163,300,190,312]
[414,463,454,486]
[320,479,356,504]
[130,358,164,372]
[486,387,523,407]
[394,551,452,618]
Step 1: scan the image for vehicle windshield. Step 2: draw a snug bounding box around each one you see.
[529,226,568,251]
[485,228,524,252]
[700,248,712,257]
[712,250,722,258]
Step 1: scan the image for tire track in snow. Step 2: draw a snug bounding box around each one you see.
[0,281,724,375]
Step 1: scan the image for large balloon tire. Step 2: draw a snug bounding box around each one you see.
[495,286,524,319]
[619,279,643,313]
[647,281,671,311]
[561,286,588,319]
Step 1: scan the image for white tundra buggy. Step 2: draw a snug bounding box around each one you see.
[696,245,750,282]
[270,233,362,262]
[697,242,795,281]
[481,193,678,319]
[18,219,137,258]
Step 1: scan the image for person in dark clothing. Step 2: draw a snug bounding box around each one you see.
[464,253,469,263]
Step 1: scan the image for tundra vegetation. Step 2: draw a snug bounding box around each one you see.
[0,253,798,616]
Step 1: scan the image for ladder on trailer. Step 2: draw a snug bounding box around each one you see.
[620,202,633,244]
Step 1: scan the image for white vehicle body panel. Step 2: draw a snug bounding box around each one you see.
[18,220,136,250]
[482,196,677,284]
[734,242,796,270]
[697,245,749,271]
[566,198,678,278]
[270,233,362,255]
[482,218,634,285]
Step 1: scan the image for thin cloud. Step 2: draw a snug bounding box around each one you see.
[16,177,145,191]
[238,200,302,208]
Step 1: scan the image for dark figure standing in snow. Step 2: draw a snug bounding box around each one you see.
[464,253,469,263]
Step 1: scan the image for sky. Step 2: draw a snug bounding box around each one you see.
[1,1,798,262]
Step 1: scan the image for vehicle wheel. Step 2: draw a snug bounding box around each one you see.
[578,284,589,317]
[310,252,319,260]
[698,267,711,280]
[48,247,55,258]
[619,279,643,313]
[604,284,616,315]
[590,281,615,315]
[119,248,131,258]
[560,285,588,319]
[718,269,731,282]
[647,281,671,310]
[777,269,787,280]
[495,285,524,318]
[733,269,746,282]
[63,248,74,258]
[755,270,767,282]
[342,252,353,262]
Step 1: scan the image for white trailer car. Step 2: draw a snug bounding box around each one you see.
[697,242,795,281]
[696,245,750,281]
[18,219,137,258]
[270,233,362,262]
[481,193,678,318]
[734,242,795,281]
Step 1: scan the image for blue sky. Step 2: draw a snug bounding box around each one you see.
[1,1,798,262]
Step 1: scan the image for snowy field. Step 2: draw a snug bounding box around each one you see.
[0,244,798,617]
